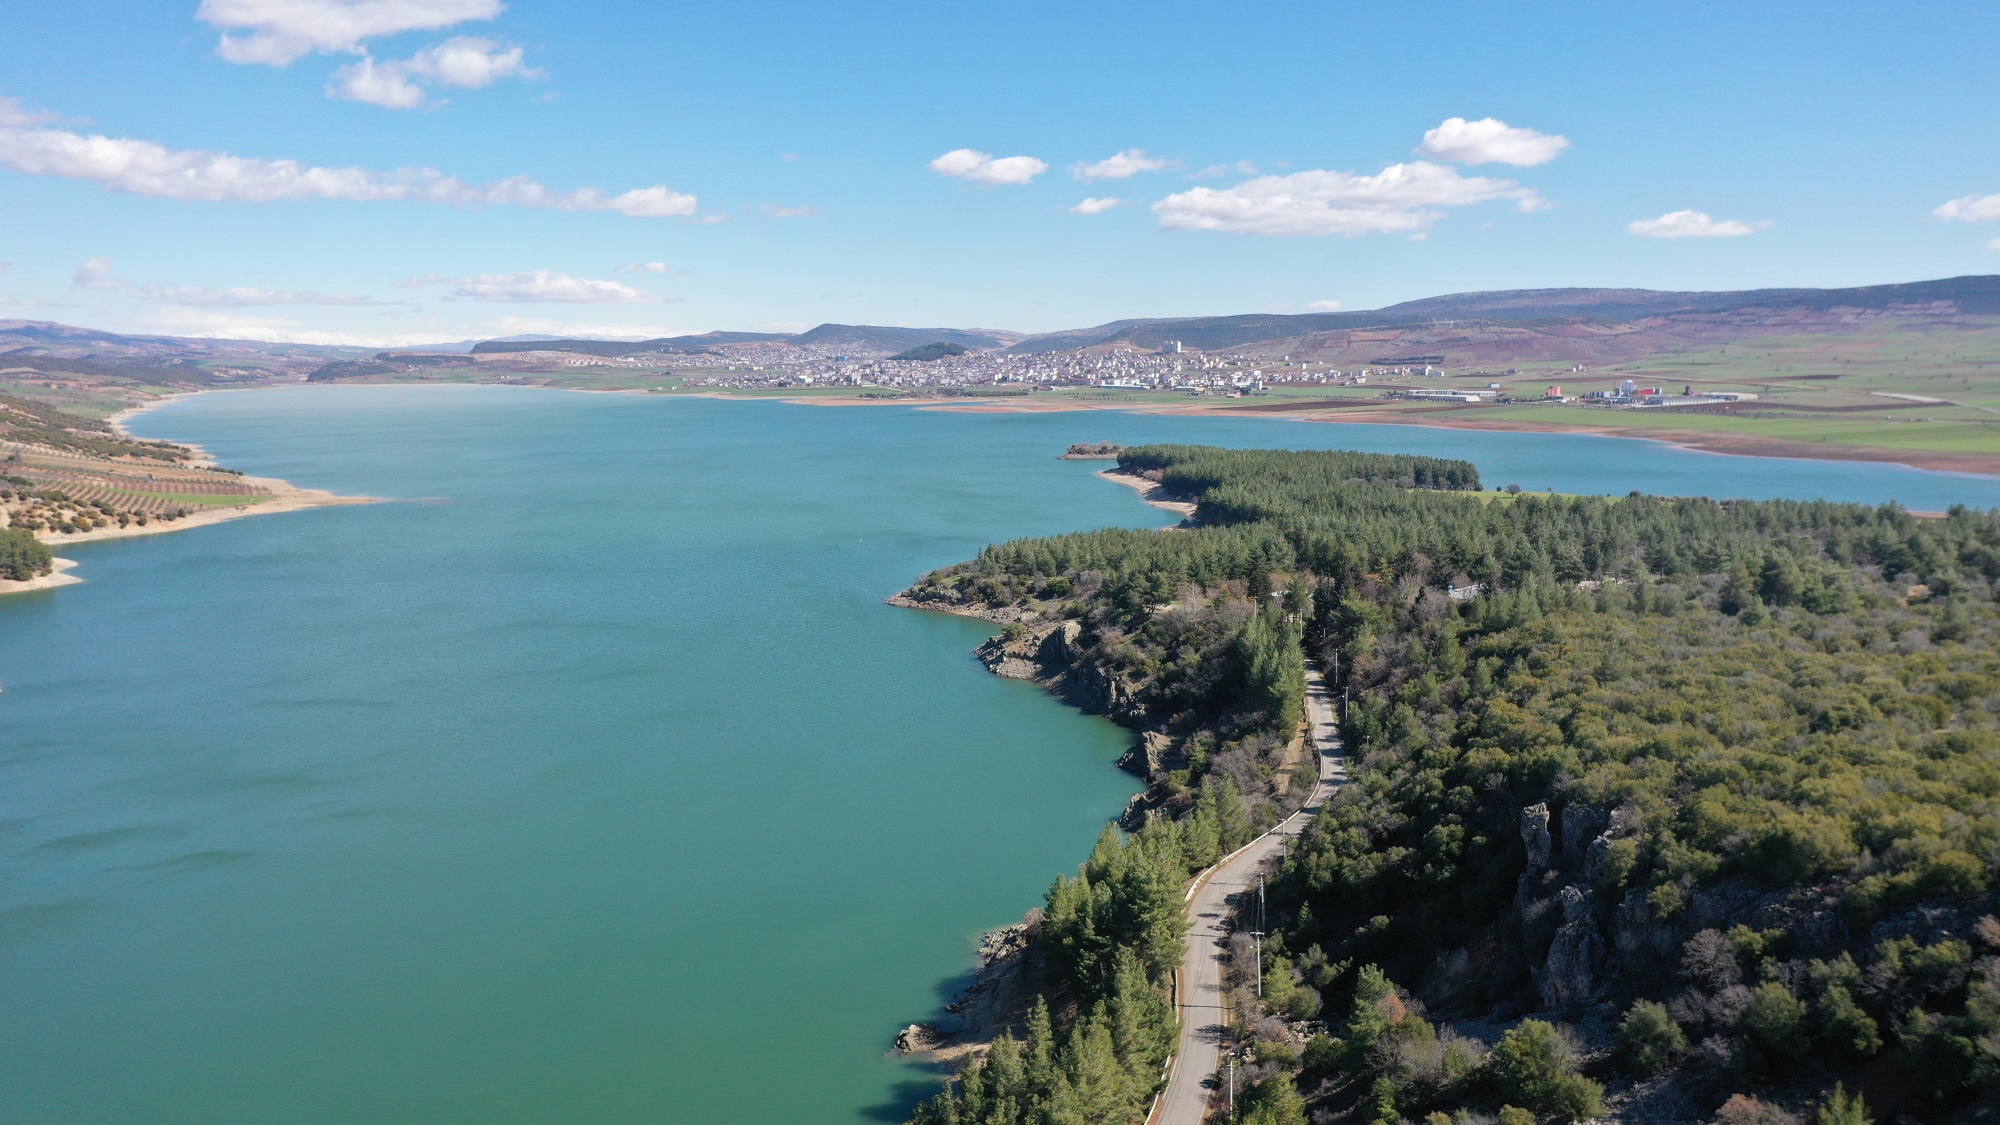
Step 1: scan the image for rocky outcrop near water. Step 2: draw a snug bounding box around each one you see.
[892,920,1042,1062]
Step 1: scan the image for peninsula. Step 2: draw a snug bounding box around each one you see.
[0,391,367,592]
[894,444,2000,1125]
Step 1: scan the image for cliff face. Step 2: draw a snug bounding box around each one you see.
[972,620,1148,728]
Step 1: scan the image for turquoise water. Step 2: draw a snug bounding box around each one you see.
[4,386,1999,1125]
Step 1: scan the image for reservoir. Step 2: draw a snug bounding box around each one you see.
[4,386,1999,1124]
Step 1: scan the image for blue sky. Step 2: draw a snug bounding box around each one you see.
[2,0,1998,345]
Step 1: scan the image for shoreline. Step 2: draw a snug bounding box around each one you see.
[1096,470,1199,520]
[0,557,83,596]
[36,389,379,550]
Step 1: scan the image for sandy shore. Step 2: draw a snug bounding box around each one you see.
[31,475,375,547]
[0,557,83,596]
[1098,469,1199,519]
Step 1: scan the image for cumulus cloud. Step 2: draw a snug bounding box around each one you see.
[197,0,503,66]
[930,148,1048,186]
[1192,160,1259,179]
[617,261,669,272]
[1625,209,1769,238]
[1071,149,1170,181]
[1069,197,1122,215]
[74,258,120,289]
[1152,161,1541,237]
[1416,117,1570,167]
[1990,236,2000,252]
[71,257,390,305]
[1307,299,1342,311]
[761,204,821,217]
[404,270,667,302]
[0,109,695,217]
[330,36,534,109]
[1936,193,2000,223]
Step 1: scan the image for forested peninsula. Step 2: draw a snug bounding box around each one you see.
[895,444,2000,1125]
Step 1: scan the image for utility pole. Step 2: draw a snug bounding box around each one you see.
[1253,930,1263,998]
[1227,1053,1236,1116]
[1259,873,1266,934]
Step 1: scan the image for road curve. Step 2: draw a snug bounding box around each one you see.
[1148,662,1346,1125]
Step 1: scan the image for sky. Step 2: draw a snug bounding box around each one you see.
[2,0,1998,346]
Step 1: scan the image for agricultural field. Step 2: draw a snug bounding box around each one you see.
[0,393,276,536]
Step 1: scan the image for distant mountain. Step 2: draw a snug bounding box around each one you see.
[789,324,1021,352]
[8,274,1999,381]
[1008,276,2000,354]
[0,319,366,363]
[466,323,1020,359]
[469,330,794,357]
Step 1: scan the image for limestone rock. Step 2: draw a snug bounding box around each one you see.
[1520,803,1553,873]
[1538,885,1606,1010]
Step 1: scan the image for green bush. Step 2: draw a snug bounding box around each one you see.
[0,527,52,581]
[1489,1020,1605,1123]
[1740,982,1810,1072]
[1617,999,1686,1076]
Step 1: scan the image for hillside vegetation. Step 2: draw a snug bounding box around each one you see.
[905,444,2000,1124]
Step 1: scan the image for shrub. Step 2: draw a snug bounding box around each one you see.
[1739,982,1809,1072]
[0,527,52,580]
[1816,1084,1872,1125]
[1489,1020,1606,1123]
[1617,999,1687,1076]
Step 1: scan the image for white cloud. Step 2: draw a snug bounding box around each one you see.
[1307,299,1342,311]
[0,110,695,217]
[1416,117,1570,167]
[616,261,669,273]
[483,316,682,338]
[1990,236,2000,252]
[144,284,389,306]
[1935,193,2000,223]
[761,204,821,217]
[1069,197,1122,215]
[1071,149,1170,181]
[74,258,120,288]
[71,257,389,304]
[405,270,666,302]
[930,148,1048,186]
[330,36,534,109]
[329,55,427,108]
[1625,209,1769,238]
[1152,161,1541,237]
[197,0,503,66]
[0,97,58,128]
[1192,160,1259,179]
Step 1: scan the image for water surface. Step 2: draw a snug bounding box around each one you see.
[3,387,1997,1124]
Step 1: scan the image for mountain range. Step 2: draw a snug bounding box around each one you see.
[5,275,1998,377]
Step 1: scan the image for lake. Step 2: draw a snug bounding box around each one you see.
[4,386,1998,1124]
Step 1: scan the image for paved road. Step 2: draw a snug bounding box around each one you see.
[1149,663,1346,1125]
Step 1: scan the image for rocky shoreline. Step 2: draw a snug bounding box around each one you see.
[883,581,1317,1063]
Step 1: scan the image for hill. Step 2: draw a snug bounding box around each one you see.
[888,342,972,362]
[1003,275,2000,363]
[466,324,1020,359]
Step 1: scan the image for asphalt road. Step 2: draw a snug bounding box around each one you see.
[1149,663,1346,1124]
